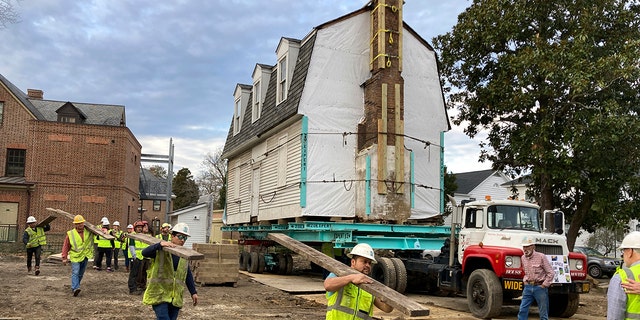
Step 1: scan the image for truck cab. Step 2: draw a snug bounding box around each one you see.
[451,197,590,318]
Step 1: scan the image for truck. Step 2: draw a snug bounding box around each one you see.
[222,196,590,319]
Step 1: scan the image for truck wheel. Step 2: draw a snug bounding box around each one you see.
[257,253,266,274]
[588,264,603,278]
[466,269,502,319]
[276,253,287,275]
[285,253,294,275]
[390,258,407,294]
[239,252,249,271]
[248,252,260,273]
[549,293,579,318]
[372,257,397,290]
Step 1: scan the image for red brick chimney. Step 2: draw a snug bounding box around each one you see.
[27,89,43,99]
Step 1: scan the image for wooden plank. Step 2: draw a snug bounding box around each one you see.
[267,233,429,317]
[46,208,114,240]
[36,215,56,228]
[127,233,205,261]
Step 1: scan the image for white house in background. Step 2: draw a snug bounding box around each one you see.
[501,175,535,202]
[167,194,214,248]
[453,169,511,204]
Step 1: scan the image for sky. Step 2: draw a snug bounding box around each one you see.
[0,0,491,177]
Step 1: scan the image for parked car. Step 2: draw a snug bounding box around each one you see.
[573,246,621,278]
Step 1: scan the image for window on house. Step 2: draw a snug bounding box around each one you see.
[252,80,261,123]
[233,98,241,134]
[0,102,4,125]
[277,135,287,187]
[6,148,26,177]
[153,200,161,211]
[58,115,77,123]
[277,57,287,104]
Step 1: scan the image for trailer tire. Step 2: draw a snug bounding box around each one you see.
[372,257,397,290]
[549,293,579,318]
[258,253,266,274]
[467,269,502,319]
[239,252,249,271]
[390,258,407,294]
[285,253,294,275]
[248,252,260,273]
[276,253,287,275]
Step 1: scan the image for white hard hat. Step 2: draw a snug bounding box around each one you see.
[113,221,120,226]
[171,222,190,236]
[26,216,37,224]
[522,236,536,247]
[126,224,134,229]
[620,232,640,249]
[347,243,377,263]
[102,218,110,225]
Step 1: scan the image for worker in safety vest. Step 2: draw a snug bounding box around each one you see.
[111,221,123,271]
[22,215,50,275]
[61,214,94,297]
[156,222,172,241]
[123,224,134,272]
[608,231,640,320]
[142,222,198,319]
[94,217,114,272]
[128,220,150,294]
[324,243,393,320]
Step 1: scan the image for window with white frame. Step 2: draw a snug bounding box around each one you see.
[252,80,261,123]
[277,135,288,187]
[233,98,241,134]
[0,101,4,125]
[277,57,287,104]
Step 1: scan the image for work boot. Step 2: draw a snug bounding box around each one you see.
[73,289,81,297]
[106,267,113,272]
[27,267,32,274]
[35,266,40,276]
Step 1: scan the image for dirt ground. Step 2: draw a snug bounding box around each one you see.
[0,253,608,320]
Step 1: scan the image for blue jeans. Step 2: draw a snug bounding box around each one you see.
[152,302,181,320]
[71,257,88,291]
[518,284,548,320]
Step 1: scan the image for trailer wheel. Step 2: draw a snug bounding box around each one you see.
[467,269,502,319]
[258,253,266,274]
[372,257,397,290]
[390,258,407,294]
[285,253,294,275]
[549,293,579,318]
[276,253,287,275]
[239,252,249,271]
[248,252,260,273]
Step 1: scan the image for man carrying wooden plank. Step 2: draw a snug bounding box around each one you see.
[61,214,94,297]
[324,243,393,319]
[142,222,198,319]
[23,215,51,276]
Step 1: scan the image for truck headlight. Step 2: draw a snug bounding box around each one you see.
[505,256,513,267]
[575,259,583,270]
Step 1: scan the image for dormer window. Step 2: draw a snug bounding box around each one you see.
[252,80,261,122]
[56,102,86,124]
[277,57,288,104]
[233,84,251,135]
[233,98,242,134]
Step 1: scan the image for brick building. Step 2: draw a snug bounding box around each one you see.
[0,73,141,250]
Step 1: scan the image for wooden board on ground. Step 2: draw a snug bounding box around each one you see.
[36,215,56,228]
[45,208,114,240]
[267,233,430,317]
[127,233,205,261]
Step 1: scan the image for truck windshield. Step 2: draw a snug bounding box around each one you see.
[487,205,540,231]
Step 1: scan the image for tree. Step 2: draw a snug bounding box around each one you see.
[145,165,167,179]
[433,0,640,249]
[443,166,458,217]
[0,0,20,29]
[196,147,227,210]
[586,227,624,257]
[172,168,199,210]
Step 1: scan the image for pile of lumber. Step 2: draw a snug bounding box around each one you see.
[191,243,239,287]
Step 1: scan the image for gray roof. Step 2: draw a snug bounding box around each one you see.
[454,169,496,194]
[0,72,125,126]
[139,168,170,200]
[502,175,533,187]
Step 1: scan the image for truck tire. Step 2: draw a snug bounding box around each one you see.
[258,253,266,274]
[276,253,287,275]
[372,257,397,290]
[239,252,249,271]
[390,258,407,294]
[467,269,503,319]
[285,253,294,275]
[549,293,579,318]
[248,252,260,273]
[588,264,603,278]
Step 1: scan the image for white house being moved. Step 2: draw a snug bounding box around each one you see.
[221,0,449,225]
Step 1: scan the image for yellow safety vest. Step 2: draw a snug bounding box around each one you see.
[67,228,94,263]
[25,227,47,248]
[326,281,375,320]
[156,233,172,241]
[142,250,189,308]
[618,263,640,319]
[113,230,123,249]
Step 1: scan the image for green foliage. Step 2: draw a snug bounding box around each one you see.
[172,168,199,210]
[443,166,458,216]
[434,0,640,246]
[147,165,167,179]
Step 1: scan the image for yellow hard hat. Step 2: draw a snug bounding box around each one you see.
[73,215,86,224]
[161,223,171,228]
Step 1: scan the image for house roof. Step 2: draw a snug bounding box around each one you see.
[0,72,125,126]
[454,169,498,194]
[502,175,533,187]
[139,168,170,200]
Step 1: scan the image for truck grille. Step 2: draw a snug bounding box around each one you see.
[535,245,564,255]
